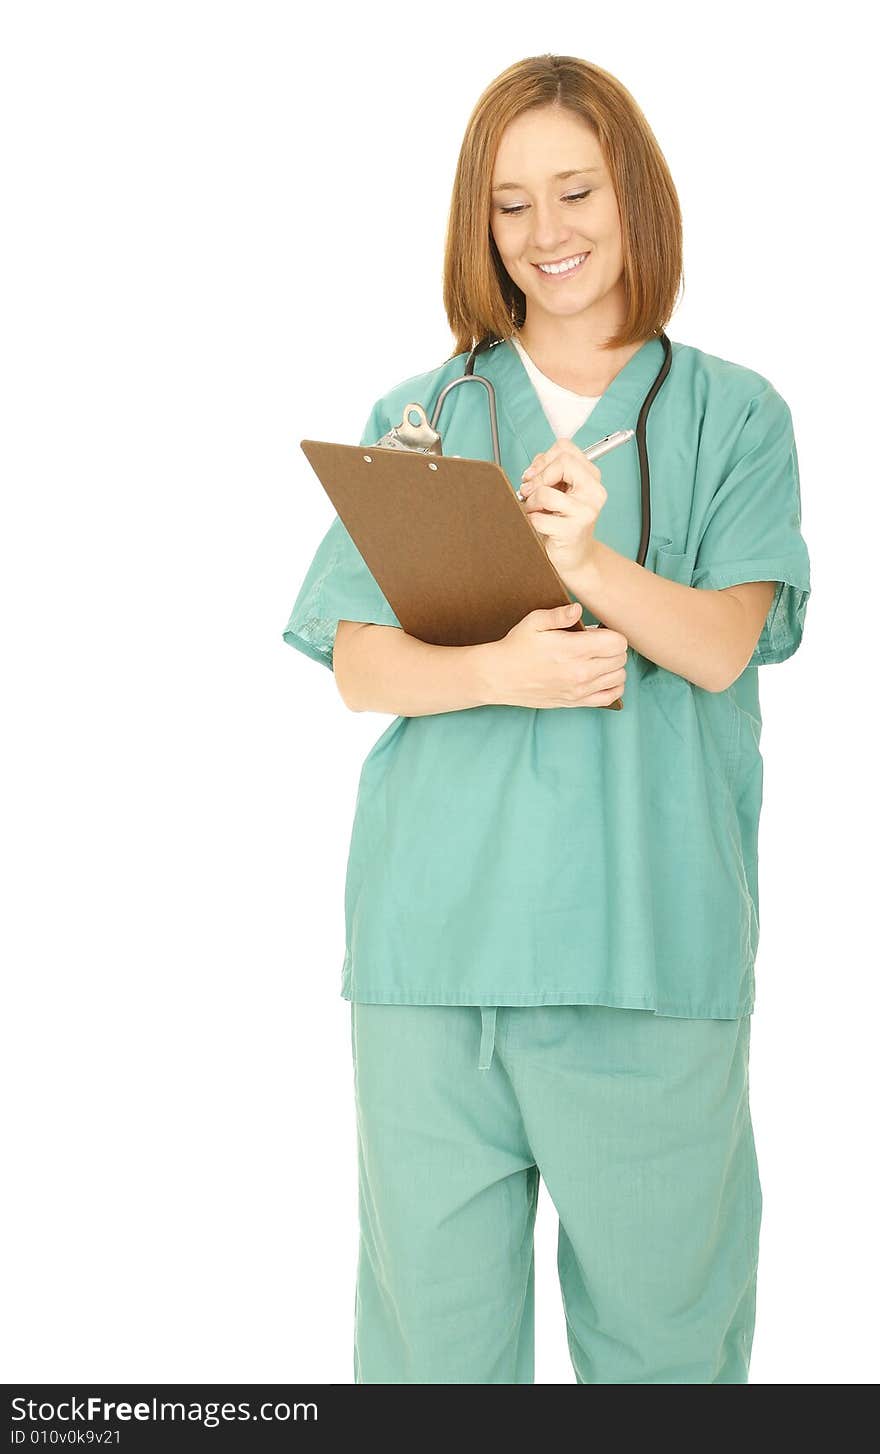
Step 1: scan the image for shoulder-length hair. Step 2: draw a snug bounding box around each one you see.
[442,54,684,359]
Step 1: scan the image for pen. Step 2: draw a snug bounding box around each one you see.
[515,427,634,500]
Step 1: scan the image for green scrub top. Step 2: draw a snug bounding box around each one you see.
[282,336,811,1019]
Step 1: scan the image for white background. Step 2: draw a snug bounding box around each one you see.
[2,0,877,1386]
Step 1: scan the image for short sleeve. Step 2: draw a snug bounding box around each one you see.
[691,384,811,667]
[281,399,403,671]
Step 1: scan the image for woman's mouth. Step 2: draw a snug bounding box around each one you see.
[531,251,590,282]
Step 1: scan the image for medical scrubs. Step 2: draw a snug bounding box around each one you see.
[282,334,810,1383]
[351,1000,760,1384]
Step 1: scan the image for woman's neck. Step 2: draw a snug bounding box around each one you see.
[514,326,645,397]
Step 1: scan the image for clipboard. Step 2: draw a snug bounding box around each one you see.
[299,439,623,710]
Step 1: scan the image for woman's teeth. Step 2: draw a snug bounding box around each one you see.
[534,252,589,277]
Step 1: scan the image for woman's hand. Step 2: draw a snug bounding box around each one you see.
[486,600,628,709]
[519,438,607,581]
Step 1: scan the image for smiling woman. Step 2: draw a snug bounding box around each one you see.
[490,115,623,353]
[481,103,676,392]
[282,52,811,1388]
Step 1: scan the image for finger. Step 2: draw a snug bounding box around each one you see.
[576,630,628,658]
[529,457,596,497]
[529,458,576,491]
[524,509,554,539]
[580,652,628,673]
[523,483,575,517]
[539,458,603,496]
[526,474,588,506]
[584,667,626,696]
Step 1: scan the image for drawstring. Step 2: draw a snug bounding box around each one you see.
[478,1006,498,1071]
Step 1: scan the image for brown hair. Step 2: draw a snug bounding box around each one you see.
[442,54,684,359]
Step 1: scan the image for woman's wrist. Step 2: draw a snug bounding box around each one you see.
[470,640,509,707]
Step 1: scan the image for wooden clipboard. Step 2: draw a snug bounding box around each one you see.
[299,439,623,710]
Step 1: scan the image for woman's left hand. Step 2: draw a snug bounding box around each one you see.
[519,438,607,580]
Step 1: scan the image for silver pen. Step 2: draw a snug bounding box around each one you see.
[515,427,634,500]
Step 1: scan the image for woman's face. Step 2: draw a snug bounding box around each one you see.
[490,105,626,328]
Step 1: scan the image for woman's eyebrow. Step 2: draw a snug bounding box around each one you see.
[492,167,602,193]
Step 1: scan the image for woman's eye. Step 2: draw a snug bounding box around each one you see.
[498,190,591,216]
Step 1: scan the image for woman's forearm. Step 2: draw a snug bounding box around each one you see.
[333,622,499,716]
[567,540,756,692]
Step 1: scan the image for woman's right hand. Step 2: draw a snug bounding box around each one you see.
[488,601,628,709]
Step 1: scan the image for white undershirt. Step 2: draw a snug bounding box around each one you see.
[511,333,602,440]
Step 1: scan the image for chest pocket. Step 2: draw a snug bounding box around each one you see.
[650,537,694,583]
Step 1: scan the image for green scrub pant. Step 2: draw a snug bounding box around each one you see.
[350,1000,761,1384]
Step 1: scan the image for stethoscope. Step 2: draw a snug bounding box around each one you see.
[396,330,674,570]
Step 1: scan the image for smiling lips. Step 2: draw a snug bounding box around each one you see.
[532,251,590,278]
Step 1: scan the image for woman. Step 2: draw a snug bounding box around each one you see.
[282,55,810,1384]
